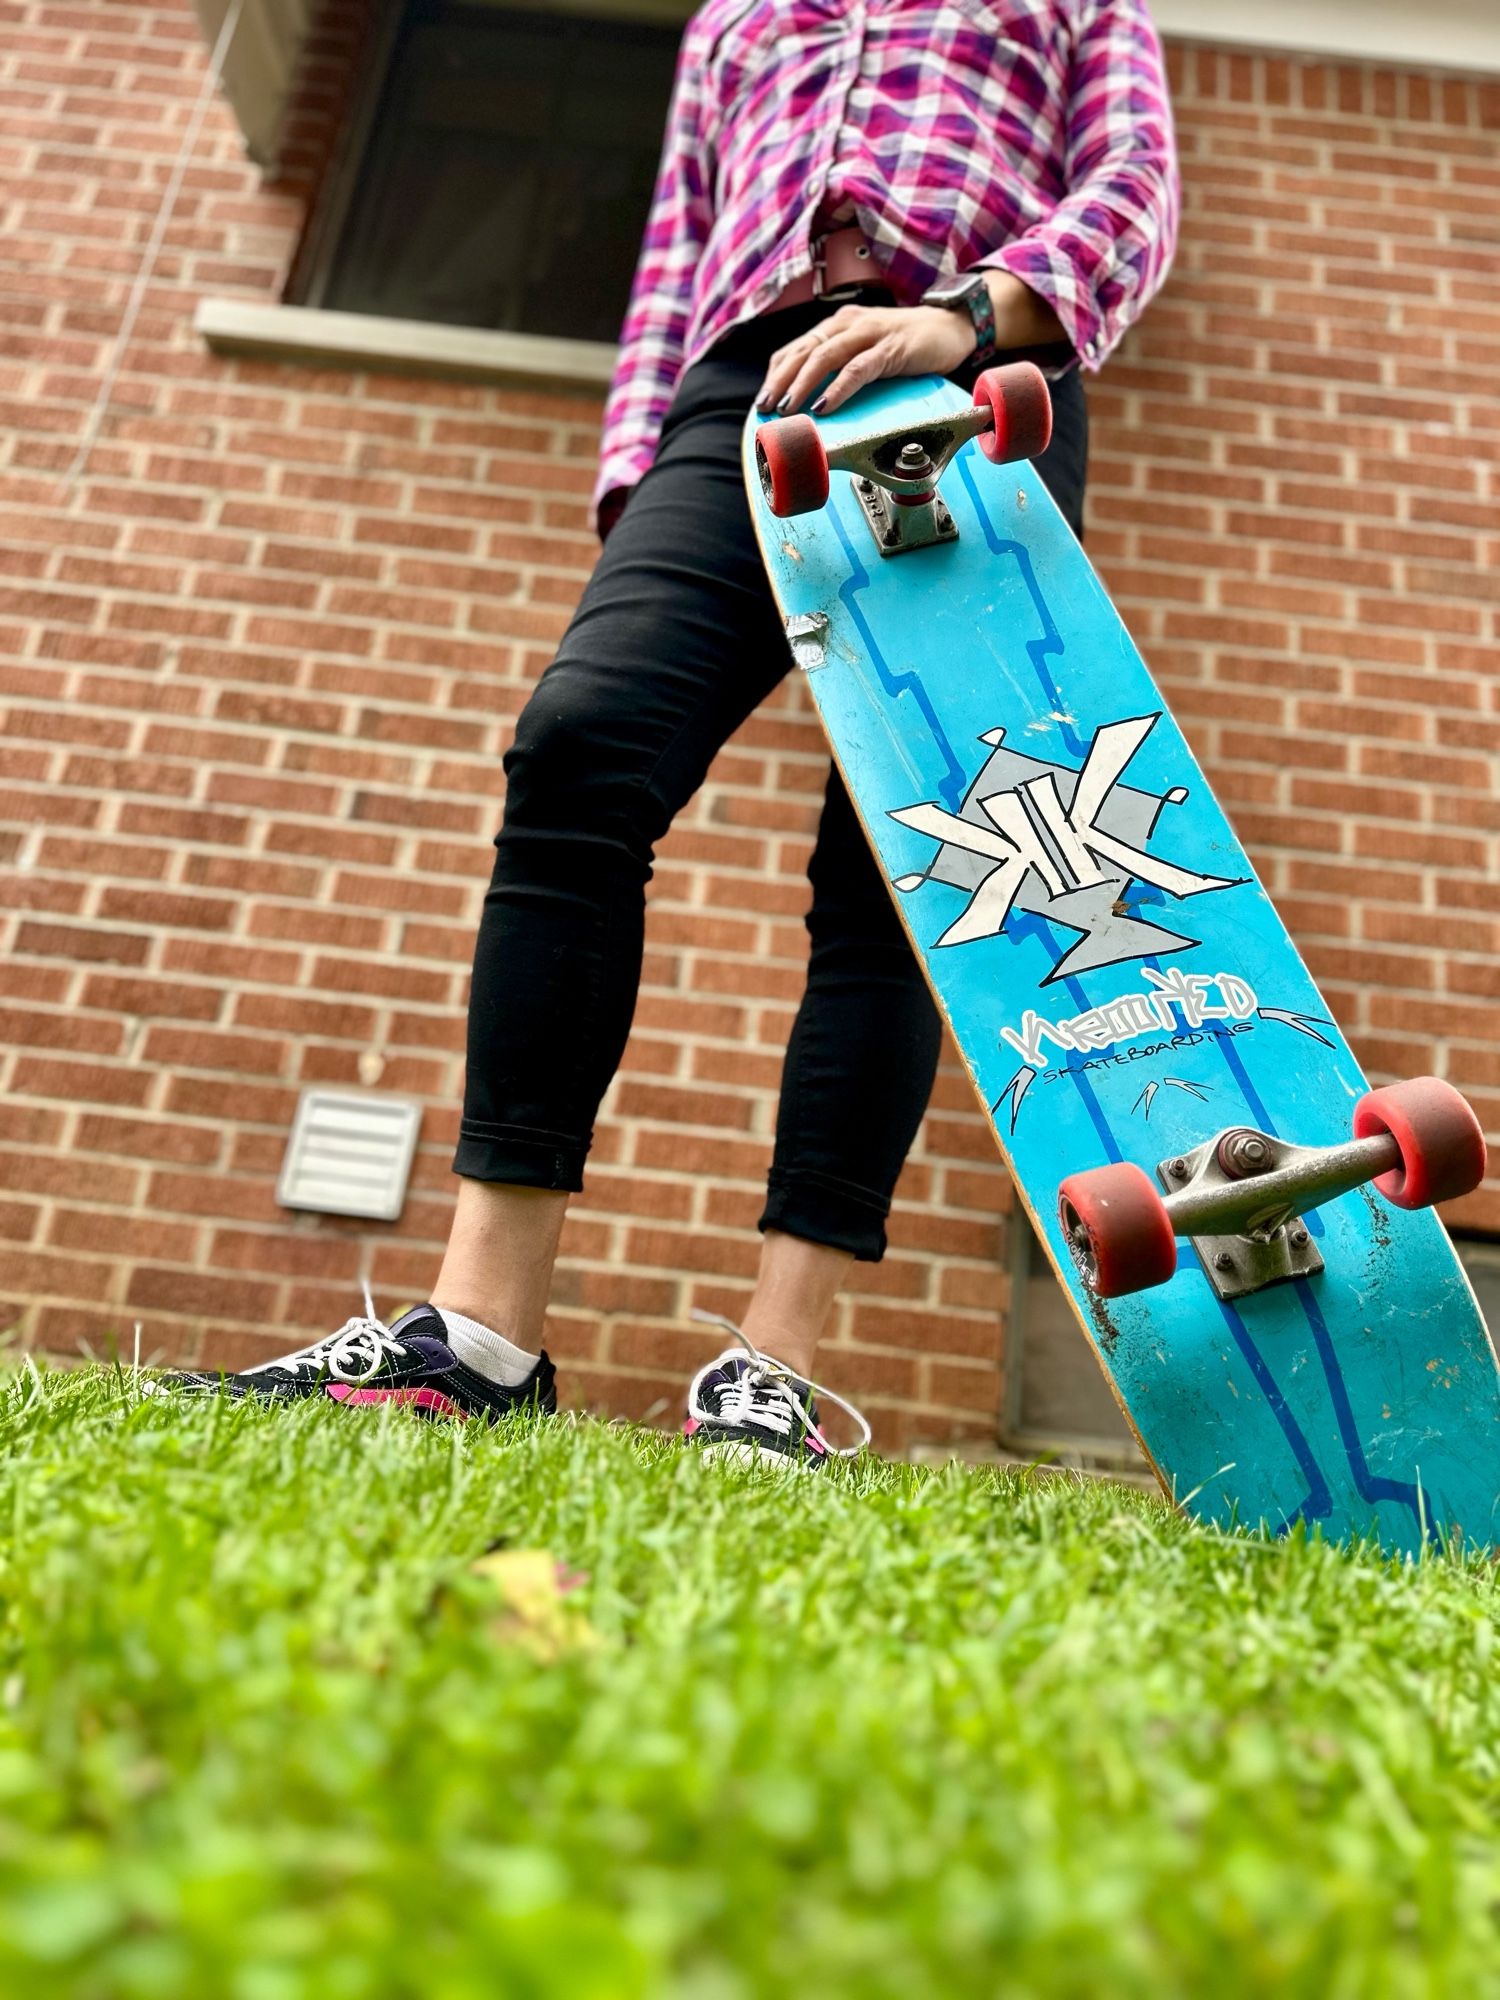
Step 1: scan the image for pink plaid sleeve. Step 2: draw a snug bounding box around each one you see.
[591,27,714,527]
[982,0,1179,371]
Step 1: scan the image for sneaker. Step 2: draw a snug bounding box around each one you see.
[683,1313,870,1471]
[150,1287,556,1425]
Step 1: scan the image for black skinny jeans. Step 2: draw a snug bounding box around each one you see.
[456,295,1088,1260]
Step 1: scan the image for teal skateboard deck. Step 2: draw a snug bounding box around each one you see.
[745,372,1498,1559]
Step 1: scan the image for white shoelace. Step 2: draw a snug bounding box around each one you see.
[245,1281,409,1386]
[686,1312,871,1458]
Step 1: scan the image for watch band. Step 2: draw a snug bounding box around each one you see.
[922,274,998,366]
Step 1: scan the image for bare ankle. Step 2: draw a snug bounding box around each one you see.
[738,1319,819,1380]
[432,1179,569,1356]
[738,1228,854,1380]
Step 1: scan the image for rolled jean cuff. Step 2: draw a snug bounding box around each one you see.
[759,1167,891,1264]
[453,1120,586,1192]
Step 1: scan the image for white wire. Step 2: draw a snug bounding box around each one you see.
[62,0,247,489]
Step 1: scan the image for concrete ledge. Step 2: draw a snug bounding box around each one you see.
[1154,0,1500,76]
[195,300,617,393]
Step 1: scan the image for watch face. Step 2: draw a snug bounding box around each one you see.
[926,275,982,307]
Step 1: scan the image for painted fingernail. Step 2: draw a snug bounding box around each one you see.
[810,395,828,415]
[775,392,792,412]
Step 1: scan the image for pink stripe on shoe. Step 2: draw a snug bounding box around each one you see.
[325,1383,466,1419]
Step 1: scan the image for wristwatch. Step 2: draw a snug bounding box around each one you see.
[920,271,998,366]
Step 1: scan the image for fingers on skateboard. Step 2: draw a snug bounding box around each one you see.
[1060,1076,1487,1301]
[754,364,1052,531]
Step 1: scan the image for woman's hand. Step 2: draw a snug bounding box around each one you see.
[754,302,977,418]
[754,276,1067,418]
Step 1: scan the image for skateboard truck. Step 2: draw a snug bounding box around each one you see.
[1058,1077,1487,1301]
[850,436,963,556]
[1155,1127,1350,1301]
[755,363,1054,558]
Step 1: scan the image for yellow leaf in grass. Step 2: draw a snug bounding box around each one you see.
[469,1550,601,1660]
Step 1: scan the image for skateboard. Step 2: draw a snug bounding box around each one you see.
[745,368,1498,1559]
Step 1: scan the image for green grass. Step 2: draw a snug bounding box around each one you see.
[0,1366,1496,1998]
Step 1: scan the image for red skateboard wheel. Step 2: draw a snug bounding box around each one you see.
[973,363,1053,465]
[755,415,830,516]
[1353,1077,1487,1210]
[1058,1162,1178,1298]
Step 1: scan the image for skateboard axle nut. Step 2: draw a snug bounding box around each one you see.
[1218,1129,1274,1180]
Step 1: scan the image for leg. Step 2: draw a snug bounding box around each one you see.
[739,1229,853,1382]
[432,1183,568,1356]
[687,784,933,1463]
[446,352,794,1331]
[752,770,944,1371]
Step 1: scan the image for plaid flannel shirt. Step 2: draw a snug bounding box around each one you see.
[594,0,1178,522]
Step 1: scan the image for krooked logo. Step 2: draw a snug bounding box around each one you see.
[888,713,1245,983]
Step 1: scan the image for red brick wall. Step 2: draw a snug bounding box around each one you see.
[1,2,1496,1450]
[1090,45,1500,1236]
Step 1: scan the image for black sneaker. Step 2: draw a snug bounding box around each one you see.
[151,1294,556,1425]
[683,1314,869,1471]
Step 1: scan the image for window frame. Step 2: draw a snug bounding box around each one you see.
[288,0,695,327]
[287,1,407,314]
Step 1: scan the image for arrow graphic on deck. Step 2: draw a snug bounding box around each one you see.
[993,1065,1037,1134]
[1257,1007,1336,1048]
[1133,1076,1211,1120]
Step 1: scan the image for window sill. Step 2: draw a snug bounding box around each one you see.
[194,301,618,394]
[1153,0,1500,73]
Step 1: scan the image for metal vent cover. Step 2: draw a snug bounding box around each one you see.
[277,1090,423,1222]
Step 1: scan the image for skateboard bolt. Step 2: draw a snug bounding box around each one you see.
[1218,1130,1272,1179]
[1213,1252,1236,1272]
[1168,1157,1188,1179]
[1291,1227,1309,1246]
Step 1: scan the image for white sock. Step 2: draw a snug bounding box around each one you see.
[434,1308,540,1388]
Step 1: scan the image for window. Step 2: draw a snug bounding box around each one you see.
[300,0,685,344]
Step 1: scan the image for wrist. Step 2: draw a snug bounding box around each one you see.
[918,302,979,361]
[981,271,1067,353]
[918,272,997,364]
